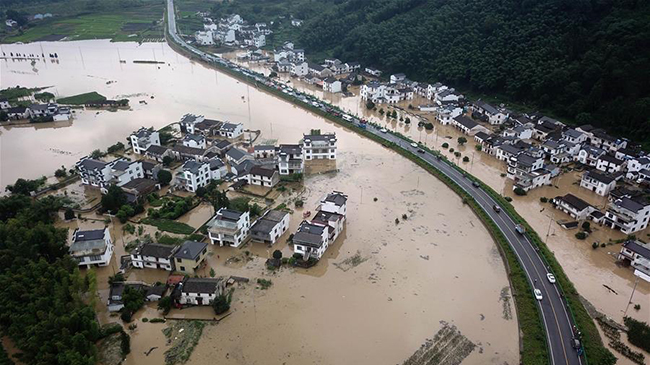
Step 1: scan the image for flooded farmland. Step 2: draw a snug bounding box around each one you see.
[2,41,519,364]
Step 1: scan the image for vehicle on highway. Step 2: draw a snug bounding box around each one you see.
[410,142,418,148]
[472,181,480,187]
[571,337,581,349]
[534,289,543,300]
[380,128,388,133]
[417,149,425,154]
[493,205,501,213]
[547,273,556,283]
[515,224,526,234]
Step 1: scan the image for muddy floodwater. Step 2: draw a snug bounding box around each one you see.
[2,41,520,364]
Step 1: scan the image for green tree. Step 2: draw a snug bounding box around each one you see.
[513,187,527,196]
[162,155,174,167]
[272,250,283,260]
[102,185,127,213]
[5,177,46,195]
[64,207,75,220]
[366,100,375,109]
[157,296,172,314]
[212,289,233,315]
[210,267,216,277]
[457,136,467,145]
[196,186,207,198]
[157,169,172,186]
[90,149,104,159]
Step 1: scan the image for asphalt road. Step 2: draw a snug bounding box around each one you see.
[165,1,583,363]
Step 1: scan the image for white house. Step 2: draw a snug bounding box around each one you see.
[575,145,606,167]
[277,144,304,175]
[69,228,114,268]
[209,158,228,180]
[207,208,251,247]
[292,221,330,260]
[225,147,253,165]
[250,210,290,245]
[76,157,144,192]
[130,127,161,155]
[472,100,509,125]
[131,243,179,271]
[323,77,342,93]
[195,31,214,45]
[302,133,337,160]
[219,122,244,139]
[452,116,486,135]
[603,198,650,234]
[626,157,650,181]
[580,170,616,196]
[291,19,303,27]
[563,129,587,144]
[176,160,210,192]
[179,114,205,134]
[596,154,625,174]
[618,240,650,275]
[253,145,276,159]
[290,61,309,77]
[182,134,207,149]
[436,105,463,125]
[243,166,279,187]
[551,194,595,220]
[390,73,406,84]
[365,67,382,77]
[320,191,348,216]
[178,278,225,306]
[0,98,11,109]
[253,33,266,47]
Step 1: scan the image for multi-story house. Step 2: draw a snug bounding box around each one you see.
[551,194,594,220]
[218,122,244,139]
[563,129,587,144]
[130,127,161,155]
[507,153,551,191]
[580,170,616,196]
[618,240,650,276]
[69,228,114,268]
[603,197,650,234]
[209,158,228,181]
[472,100,509,125]
[250,210,290,245]
[177,277,225,306]
[253,145,277,159]
[225,147,253,165]
[302,133,337,160]
[76,157,144,193]
[320,191,348,216]
[575,145,606,167]
[625,157,650,181]
[207,208,251,247]
[182,134,207,149]
[244,166,279,187]
[277,144,304,175]
[172,240,208,274]
[290,61,309,77]
[323,77,342,93]
[131,243,179,271]
[176,160,210,193]
[596,154,626,174]
[292,221,329,260]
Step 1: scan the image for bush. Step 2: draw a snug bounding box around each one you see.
[366,100,375,109]
[504,196,513,202]
[212,290,233,315]
[120,311,132,323]
[157,169,172,186]
[149,318,166,323]
[449,148,455,153]
[463,156,470,162]
[294,200,304,208]
[162,156,173,167]
[442,142,449,148]
[54,166,67,178]
[120,331,130,355]
[457,136,467,145]
[454,152,461,157]
[107,142,125,154]
[272,250,283,260]
[575,231,587,240]
[475,144,482,151]
[513,187,527,196]
[196,187,207,198]
[157,296,172,314]
[633,304,641,311]
[142,318,149,323]
[540,197,548,203]
[592,242,599,249]
[624,317,650,353]
[582,222,591,232]
[64,207,75,220]
[257,278,273,289]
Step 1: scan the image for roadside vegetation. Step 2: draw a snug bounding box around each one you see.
[58,92,106,105]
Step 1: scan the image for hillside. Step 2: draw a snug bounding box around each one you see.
[289,0,650,146]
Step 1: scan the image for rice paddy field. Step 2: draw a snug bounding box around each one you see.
[1,0,165,43]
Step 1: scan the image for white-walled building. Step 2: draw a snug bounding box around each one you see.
[178,278,225,306]
[596,154,625,174]
[302,133,337,160]
[250,210,290,245]
[131,243,179,271]
[70,228,114,268]
[551,194,595,220]
[603,197,650,234]
[130,127,161,155]
[580,170,616,196]
[323,77,342,93]
[176,160,210,192]
[277,144,304,175]
[219,122,244,139]
[76,157,144,193]
[290,61,309,77]
[182,134,207,149]
[195,31,214,45]
[207,208,251,247]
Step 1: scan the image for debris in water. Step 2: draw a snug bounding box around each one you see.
[334,251,368,272]
[500,287,513,320]
[401,321,476,365]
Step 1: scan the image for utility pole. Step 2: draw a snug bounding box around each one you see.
[623,275,640,318]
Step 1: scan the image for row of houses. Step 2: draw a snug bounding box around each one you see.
[1,100,72,121]
[293,191,348,260]
[195,13,270,48]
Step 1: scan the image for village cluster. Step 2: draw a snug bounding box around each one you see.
[194,13,271,48]
[69,112,347,311]
[0,98,72,121]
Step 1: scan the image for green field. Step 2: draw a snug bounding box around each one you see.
[58,92,106,105]
[1,0,165,43]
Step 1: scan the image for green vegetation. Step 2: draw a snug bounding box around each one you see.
[293,0,650,147]
[58,92,106,105]
[147,196,194,220]
[0,86,45,103]
[624,317,650,353]
[212,289,233,315]
[256,278,273,290]
[0,194,100,365]
[2,0,164,43]
[157,296,172,315]
[5,176,46,195]
[121,286,145,322]
[34,91,55,102]
[141,218,195,235]
[163,320,205,365]
[107,142,125,154]
[157,169,172,186]
[513,187,527,196]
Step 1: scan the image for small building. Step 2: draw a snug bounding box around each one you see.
[131,243,179,271]
[277,144,304,175]
[176,160,211,193]
[250,210,290,245]
[580,170,616,196]
[172,145,208,162]
[390,73,406,84]
[207,208,251,247]
[603,197,650,234]
[245,166,279,187]
[254,145,276,159]
[618,240,650,275]
[145,145,172,162]
[0,98,9,110]
[225,147,253,165]
[70,228,114,268]
[292,221,329,260]
[364,67,382,77]
[302,133,337,160]
[452,116,484,135]
[130,127,161,155]
[320,191,348,216]
[177,277,225,306]
[323,77,342,93]
[182,134,207,149]
[5,106,31,120]
[596,154,625,174]
[219,122,244,139]
[551,194,595,220]
[172,241,209,274]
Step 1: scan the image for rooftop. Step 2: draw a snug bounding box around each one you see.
[135,243,177,258]
[557,194,591,212]
[173,241,208,260]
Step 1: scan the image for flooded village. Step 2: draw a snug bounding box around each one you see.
[0,9,649,365]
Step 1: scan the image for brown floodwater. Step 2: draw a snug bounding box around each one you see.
[4,41,520,364]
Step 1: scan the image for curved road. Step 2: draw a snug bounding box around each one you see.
[165,1,583,363]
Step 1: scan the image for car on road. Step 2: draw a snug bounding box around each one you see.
[546,273,556,283]
[493,205,501,213]
[515,224,526,235]
[571,337,581,349]
[417,149,425,154]
[534,289,543,300]
[410,142,418,148]
[380,128,388,133]
[472,181,480,187]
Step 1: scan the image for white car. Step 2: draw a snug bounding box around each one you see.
[410,142,418,148]
[547,273,556,284]
[534,289,543,301]
[380,128,388,133]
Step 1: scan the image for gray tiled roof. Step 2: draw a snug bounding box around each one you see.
[173,241,208,260]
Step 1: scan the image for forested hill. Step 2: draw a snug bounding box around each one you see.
[296,0,650,145]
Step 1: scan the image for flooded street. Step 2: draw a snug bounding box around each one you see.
[3,41,520,364]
